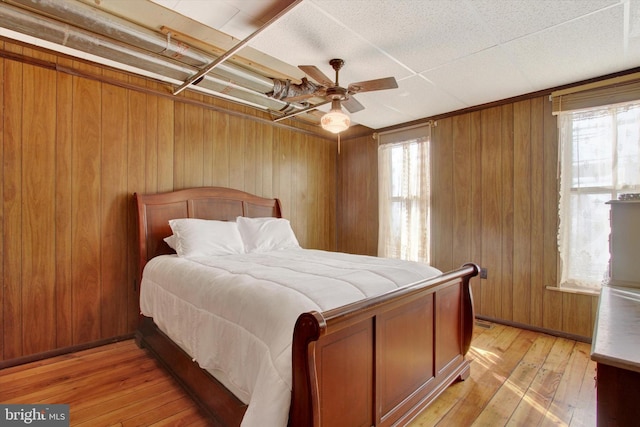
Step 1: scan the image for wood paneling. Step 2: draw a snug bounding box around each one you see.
[530,96,545,328]
[0,42,337,362]
[101,72,129,339]
[498,105,514,321]
[0,36,601,361]
[336,134,377,256]
[452,114,473,270]
[22,50,57,355]
[71,61,102,344]
[3,41,24,360]
[55,56,74,349]
[338,95,599,340]
[432,118,454,271]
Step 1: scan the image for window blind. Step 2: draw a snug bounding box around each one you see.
[550,72,640,115]
[377,122,434,145]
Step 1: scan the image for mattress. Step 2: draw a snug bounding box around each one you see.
[140,248,442,427]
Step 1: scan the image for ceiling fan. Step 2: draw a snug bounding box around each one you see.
[270,59,398,133]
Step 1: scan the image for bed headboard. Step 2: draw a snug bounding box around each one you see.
[133,186,282,277]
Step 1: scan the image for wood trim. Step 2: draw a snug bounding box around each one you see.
[475,315,591,343]
[0,334,134,370]
[0,48,56,69]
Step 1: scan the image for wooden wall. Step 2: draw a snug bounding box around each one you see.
[337,97,599,340]
[0,35,603,364]
[0,41,337,363]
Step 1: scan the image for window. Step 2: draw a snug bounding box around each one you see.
[558,101,640,290]
[378,125,431,263]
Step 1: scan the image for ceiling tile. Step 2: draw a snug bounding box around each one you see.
[423,46,535,107]
[216,0,298,39]
[354,75,467,125]
[347,102,412,129]
[150,0,180,9]
[472,0,620,43]
[248,1,412,85]
[310,0,497,72]
[172,0,240,31]
[502,3,636,90]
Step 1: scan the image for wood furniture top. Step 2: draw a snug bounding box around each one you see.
[591,284,640,373]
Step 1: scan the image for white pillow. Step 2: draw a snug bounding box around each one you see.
[168,218,244,257]
[236,216,300,253]
[164,234,177,249]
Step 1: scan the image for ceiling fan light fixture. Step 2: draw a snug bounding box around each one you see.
[321,99,350,133]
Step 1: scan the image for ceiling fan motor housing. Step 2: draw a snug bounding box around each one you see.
[326,86,348,100]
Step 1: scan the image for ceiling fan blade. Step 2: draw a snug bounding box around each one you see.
[342,96,365,114]
[273,100,331,122]
[348,77,398,94]
[299,65,334,87]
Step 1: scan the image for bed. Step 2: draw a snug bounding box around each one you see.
[133,186,479,427]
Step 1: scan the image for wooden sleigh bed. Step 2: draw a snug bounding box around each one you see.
[133,186,479,427]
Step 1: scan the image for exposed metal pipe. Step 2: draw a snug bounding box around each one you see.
[0,0,306,115]
[6,0,277,92]
[173,0,304,95]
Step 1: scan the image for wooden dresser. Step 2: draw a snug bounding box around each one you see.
[591,200,640,426]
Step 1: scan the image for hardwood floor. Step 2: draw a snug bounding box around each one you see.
[0,322,596,426]
[409,322,596,427]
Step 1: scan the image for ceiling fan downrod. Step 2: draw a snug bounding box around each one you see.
[329,58,344,87]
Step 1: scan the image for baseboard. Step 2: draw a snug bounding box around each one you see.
[475,315,592,344]
[0,333,135,370]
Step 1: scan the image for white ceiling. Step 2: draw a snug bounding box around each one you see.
[150,0,640,129]
[5,0,640,130]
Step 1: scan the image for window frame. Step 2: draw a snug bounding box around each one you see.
[377,124,432,263]
[557,101,640,291]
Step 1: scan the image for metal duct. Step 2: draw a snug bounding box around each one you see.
[0,0,304,114]
[267,77,324,100]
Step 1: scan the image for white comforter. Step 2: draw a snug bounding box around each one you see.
[140,248,442,427]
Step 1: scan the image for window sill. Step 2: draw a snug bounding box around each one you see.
[546,285,601,297]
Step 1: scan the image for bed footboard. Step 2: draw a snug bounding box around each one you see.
[289,263,479,427]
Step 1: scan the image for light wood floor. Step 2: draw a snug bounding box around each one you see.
[0,322,596,426]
